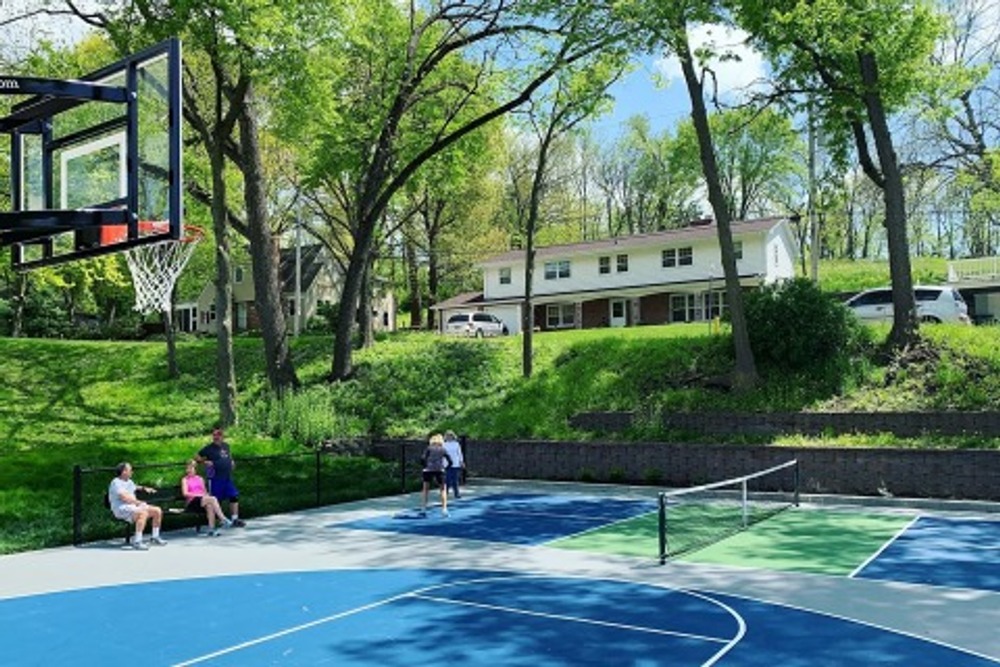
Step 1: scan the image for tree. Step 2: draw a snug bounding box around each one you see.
[512,55,625,376]
[288,0,626,381]
[626,0,760,390]
[73,0,308,407]
[675,107,805,221]
[736,0,948,350]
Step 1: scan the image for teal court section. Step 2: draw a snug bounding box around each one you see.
[0,569,996,666]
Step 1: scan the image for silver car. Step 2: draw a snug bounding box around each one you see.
[845,286,970,324]
[444,312,509,337]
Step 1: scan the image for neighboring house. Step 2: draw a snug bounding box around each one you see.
[948,257,1000,324]
[176,244,396,335]
[433,216,797,335]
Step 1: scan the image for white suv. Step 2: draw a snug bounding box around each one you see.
[444,312,509,337]
[845,286,970,324]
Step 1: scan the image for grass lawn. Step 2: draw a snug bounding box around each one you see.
[0,319,997,553]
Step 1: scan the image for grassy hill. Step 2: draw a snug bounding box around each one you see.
[0,321,997,553]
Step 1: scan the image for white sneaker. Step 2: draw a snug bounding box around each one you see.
[150,536,167,546]
[132,540,149,551]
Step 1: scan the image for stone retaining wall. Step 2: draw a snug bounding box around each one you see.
[567,411,1000,437]
[371,439,1000,501]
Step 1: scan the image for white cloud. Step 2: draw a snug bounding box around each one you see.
[653,24,767,102]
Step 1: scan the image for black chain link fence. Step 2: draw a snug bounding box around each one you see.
[73,441,414,546]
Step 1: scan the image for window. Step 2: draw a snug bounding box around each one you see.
[287,298,297,317]
[662,246,693,268]
[546,303,575,328]
[544,260,571,280]
[234,266,244,284]
[705,290,726,319]
[598,256,610,274]
[734,241,743,260]
[616,254,629,273]
[499,267,511,285]
[670,294,696,322]
[209,303,217,322]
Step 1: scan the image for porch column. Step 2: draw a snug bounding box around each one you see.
[575,301,583,329]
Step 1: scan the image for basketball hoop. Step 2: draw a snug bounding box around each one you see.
[125,222,204,315]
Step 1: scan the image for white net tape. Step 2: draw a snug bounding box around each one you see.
[125,230,203,315]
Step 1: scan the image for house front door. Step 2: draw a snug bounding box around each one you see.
[609,299,627,327]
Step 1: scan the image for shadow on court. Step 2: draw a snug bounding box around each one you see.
[0,569,995,666]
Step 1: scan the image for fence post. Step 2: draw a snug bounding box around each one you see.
[72,465,83,546]
[315,448,322,507]
[460,434,469,484]
[399,441,406,493]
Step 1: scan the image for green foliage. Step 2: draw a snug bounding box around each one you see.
[815,257,950,294]
[744,278,872,372]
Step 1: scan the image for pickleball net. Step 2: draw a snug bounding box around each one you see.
[658,459,800,563]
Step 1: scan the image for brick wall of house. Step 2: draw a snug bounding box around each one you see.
[371,436,1000,501]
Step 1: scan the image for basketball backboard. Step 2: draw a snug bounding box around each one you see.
[0,38,182,270]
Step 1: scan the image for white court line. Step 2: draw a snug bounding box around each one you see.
[171,573,746,667]
[171,593,412,666]
[849,514,921,578]
[411,592,730,644]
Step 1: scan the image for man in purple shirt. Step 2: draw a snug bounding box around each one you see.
[197,425,246,527]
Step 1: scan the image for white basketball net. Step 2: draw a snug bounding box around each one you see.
[125,229,203,315]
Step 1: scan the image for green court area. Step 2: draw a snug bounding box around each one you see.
[550,507,913,575]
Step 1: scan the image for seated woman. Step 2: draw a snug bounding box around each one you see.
[181,459,232,536]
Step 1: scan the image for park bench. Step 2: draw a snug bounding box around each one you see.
[105,485,207,542]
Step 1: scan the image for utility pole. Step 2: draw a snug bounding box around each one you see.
[808,96,820,283]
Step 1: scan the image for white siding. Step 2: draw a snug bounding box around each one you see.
[479,220,798,320]
[764,226,796,283]
[490,304,522,335]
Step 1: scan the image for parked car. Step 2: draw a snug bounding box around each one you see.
[444,312,509,337]
[845,286,971,324]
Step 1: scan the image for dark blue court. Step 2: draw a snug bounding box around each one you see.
[1,569,995,666]
[855,516,1000,591]
[341,492,657,544]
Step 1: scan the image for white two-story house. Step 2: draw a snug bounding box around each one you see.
[434,216,798,334]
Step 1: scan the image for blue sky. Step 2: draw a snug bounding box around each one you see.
[592,24,768,145]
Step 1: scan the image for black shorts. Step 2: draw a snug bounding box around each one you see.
[422,470,444,484]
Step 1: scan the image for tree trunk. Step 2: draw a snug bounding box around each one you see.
[163,307,178,379]
[857,52,917,350]
[238,87,299,394]
[427,247,440,333]
[332,205,375,380]
[210,147,238,427]
[11,273,26,338]
[404,238,422,329]
[359,254,375,349]
[675,30,758,390]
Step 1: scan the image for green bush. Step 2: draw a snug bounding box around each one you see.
[744,278,871,371]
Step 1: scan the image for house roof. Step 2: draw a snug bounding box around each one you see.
[431,291,485,311]
[479,216,789,266]
[279,244,326,293]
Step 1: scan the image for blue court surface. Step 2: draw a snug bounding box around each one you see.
[855,516,1000,592]
[2,487,998,666]
[1,569,996,666]
[341,492,658,544]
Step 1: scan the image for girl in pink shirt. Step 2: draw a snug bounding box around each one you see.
[182,459,232,536]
